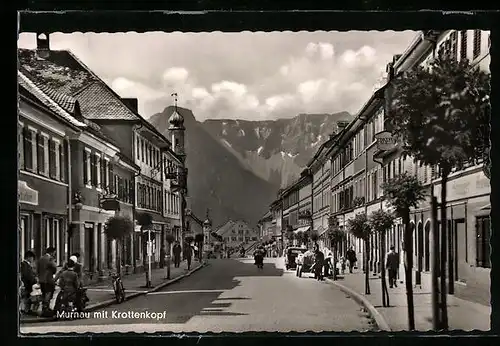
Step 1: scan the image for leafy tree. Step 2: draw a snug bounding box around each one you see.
[136,212,153,287]
[347,212,372,294]
[327,215,345,281]
[382,173,426,330]
[104,215,134,277]
[369,209,396,307]
[309,230,319,248]
[388,56,490,308]
[295,230,304,246]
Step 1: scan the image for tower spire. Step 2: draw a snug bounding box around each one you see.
[171,92,178,112]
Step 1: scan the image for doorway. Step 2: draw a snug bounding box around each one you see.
[417,222,424,273]
[424,221,430,272]
[455,219,466,282]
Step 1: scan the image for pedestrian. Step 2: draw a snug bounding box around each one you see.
[20,250,37,315]
[172,241,182,268]
[160,246,166,268]
[36,247,57,316]
[340,256,346,274]
[386,245,399,288]
[346,246,357,273]
[54,257,81,312]
[56,252,83,282]
[314,245,325,281]
[184,242,193,270]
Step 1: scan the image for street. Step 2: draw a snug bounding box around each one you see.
[21,258,376,333]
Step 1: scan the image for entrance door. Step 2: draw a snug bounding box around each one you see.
[455,219,467,282]
[33,214,42,258]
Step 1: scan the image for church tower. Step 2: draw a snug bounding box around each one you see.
[168,93,186,162]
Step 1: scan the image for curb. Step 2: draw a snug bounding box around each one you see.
[325,278,392,332]
[20,262,208,325]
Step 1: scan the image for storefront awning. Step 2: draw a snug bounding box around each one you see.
[294,226,310,234]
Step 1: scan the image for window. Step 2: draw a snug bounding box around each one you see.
[59,141,66,183]
[37,133,47,175]
[473,30,482,60]
[476,216,490,268]
[136,136,141,161]
[100,157,107,191]
[108,162,114,193]
[18,123,24,168]
[141,139,145,163]
[84,148,91,186]
[460,30,468,61]
[91,153,98,186]
[95,153,101,188]
[23,127,35,171]
[451,31,458,60]
[49,139,60,180]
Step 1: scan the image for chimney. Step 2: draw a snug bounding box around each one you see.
[36,33,50,59]
[121,98,138,113]
[336,121,349,132]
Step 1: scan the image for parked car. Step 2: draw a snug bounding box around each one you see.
[284,247,307,270]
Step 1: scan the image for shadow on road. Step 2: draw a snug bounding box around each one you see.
[151,258,284,324]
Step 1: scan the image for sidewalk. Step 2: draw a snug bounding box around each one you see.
[20,260,206,324]
[327,271,491,331]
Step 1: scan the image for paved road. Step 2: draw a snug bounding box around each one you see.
[21,258,376,333]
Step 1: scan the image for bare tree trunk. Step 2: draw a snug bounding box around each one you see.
[141,228,150,287]
[116,239,122,277]
[365,237,371,295]
[403,213,415,330]
[440,169,449,329]
[380,232,389,307]
[431,196,440,330]
[333,243,338,281]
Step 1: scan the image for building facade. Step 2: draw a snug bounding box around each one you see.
[217,220,258,249]
[18,34,188,281]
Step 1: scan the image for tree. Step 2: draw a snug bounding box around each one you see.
[136,212,153,287]
[164,232,175,279]
[309,230,319,248]
[295,231,304,246]
[368,209,396,307]
[382,173,426,330]
[104,216,134,277]
[327,215,344,281]
[285,226,294,246]
[347,212,372,294]
[388,56,490,304]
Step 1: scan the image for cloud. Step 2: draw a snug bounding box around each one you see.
[18,31,417,121]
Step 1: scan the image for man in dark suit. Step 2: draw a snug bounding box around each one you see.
[20,251,37,314]
[386,245,400,288]
[184,242,193,270]
[173,241,182,268]
[37,247,57,315]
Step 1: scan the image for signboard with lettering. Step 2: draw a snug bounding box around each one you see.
[375,131,398,151]
[18,181,38,206]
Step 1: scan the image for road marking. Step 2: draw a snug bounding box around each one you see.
[147,289,225,296]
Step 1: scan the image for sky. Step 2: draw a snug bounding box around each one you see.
[18,31,417,122]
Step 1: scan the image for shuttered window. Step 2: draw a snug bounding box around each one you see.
[49,140,57,179]
[23,127,33,171]
[108,164,114,193]
[37,133,45,175]
[59,142,66,182]
[473,30,481,60]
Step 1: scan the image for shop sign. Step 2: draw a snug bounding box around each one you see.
[18,181,38,206]
[375,131,398,151]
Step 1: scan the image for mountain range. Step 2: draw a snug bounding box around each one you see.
[149,107,351,228]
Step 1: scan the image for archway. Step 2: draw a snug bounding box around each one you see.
[417,222,424,273]
[424,221,431,271]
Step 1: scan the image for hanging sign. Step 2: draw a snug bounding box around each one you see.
[375,131,398,151]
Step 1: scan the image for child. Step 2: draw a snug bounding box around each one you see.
[340,256,346,274]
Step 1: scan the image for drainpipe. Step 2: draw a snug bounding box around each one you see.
[66,136,72,262]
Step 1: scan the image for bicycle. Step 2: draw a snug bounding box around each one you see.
[110,272,126,303]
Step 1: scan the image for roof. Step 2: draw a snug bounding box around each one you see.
[18,70,87,128]
[307,132,341,168]
[74,82,139,121]
[19,48,175,153]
